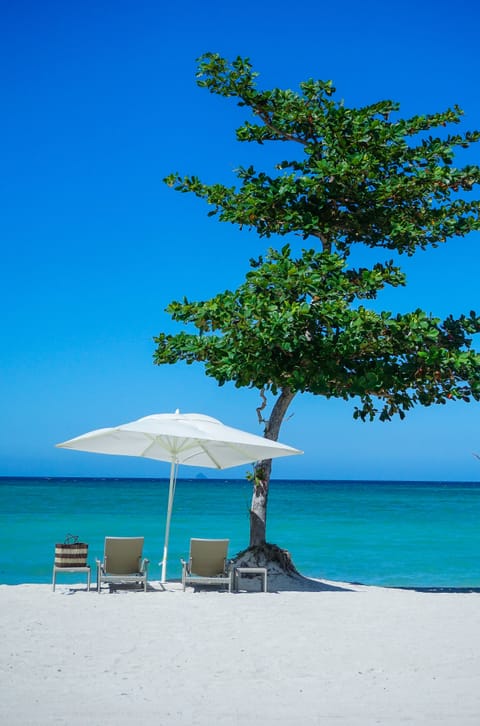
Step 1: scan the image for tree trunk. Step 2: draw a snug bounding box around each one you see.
[249,386,296,546]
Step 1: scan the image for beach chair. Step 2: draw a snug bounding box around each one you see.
[96,537,149,593]
[181,538,232,592]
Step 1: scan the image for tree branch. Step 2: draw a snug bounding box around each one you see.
[253,106,311,146]
[256,387,268,425]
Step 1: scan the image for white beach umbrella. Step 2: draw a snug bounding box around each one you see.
[56,411,302,582]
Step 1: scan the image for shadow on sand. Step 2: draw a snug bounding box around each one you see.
[264,576,480,595]
[394,585,480,594]
[262,573,354,593]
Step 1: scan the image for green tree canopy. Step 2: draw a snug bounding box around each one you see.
[156,245,480,423]
[165,54,480,255]
[155,54,480,549]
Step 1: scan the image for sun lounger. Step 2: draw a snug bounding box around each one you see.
[96,537,149,593]
[181,538,232,592]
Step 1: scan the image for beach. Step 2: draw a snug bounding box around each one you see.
[1,576,480,725]
[4,477,480,588]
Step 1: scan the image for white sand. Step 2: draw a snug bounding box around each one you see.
[1,577,480,725]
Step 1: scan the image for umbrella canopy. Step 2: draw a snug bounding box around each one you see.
[56,411,302,582]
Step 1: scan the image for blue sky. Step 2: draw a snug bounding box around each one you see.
[1,0,480,481]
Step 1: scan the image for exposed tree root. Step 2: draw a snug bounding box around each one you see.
[231,542,300,576]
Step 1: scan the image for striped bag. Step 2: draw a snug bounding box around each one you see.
[54,534,88,568]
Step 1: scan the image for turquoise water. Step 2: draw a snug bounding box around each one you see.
[1,477,480,588]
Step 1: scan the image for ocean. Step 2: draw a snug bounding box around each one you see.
[1,477,480,588]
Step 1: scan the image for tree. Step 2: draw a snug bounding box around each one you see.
[154,53,480,554]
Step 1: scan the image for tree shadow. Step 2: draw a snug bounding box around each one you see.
[394,586,480,594]
[265,573,355,593]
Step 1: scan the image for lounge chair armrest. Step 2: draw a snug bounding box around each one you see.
[140,558,149,573]
[222,558,234,576]
[180,558,190,574]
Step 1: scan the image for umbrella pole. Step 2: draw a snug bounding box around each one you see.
[161,460,178,583]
